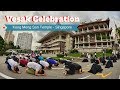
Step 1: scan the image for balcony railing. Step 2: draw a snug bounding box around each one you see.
[79,28,110,34]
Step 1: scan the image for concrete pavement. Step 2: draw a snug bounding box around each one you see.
[0,56,120,79]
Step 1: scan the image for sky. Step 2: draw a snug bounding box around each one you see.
[0,11,120,50]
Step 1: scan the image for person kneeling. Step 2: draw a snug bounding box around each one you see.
[64,62,82,75]
[6,59,21,74]
[39,61,49,70]
[105,60,113,68]
[26,62,46,76]
[88,60,103,74]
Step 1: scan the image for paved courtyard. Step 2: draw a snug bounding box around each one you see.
[0,56,120,79]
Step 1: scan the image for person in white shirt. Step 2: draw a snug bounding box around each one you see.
[39,61,49,69]
[7,59,21,74]
[26,62,46,76]
[88,53,91,61]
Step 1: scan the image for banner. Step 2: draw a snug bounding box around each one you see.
[5,24,79,31]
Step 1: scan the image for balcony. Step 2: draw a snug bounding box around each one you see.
[78,28,111,34]
[43,39,66,45]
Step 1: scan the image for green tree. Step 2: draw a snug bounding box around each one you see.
[8,41,14,49]
[16,45,20,49]
[0,36,5,55]
[116,27,120,36]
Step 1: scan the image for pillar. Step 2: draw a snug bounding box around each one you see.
[87,26,89,32]
[100,33,102,41]
[106,33,108,41]
[95,34,97,42]
[93,25,95,31]
[75,37,77,48]
[89,43,90,48]
[101,43,103,48]
[109,33,111,41]
[98,25,100,30]
[107,42,108,47]
[96,43,97,48]
[59,34,62,40]
[78,36,80,48]
[82,28,84,33]
[83,35,84,43]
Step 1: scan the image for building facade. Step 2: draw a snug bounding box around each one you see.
[4,31,15,43]
[16,33,33,50]
[38,31,73,54]
[73,18,114,52]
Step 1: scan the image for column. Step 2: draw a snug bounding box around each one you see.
[103,24,105,30]
[88,35,90,42]
[78,36,80,48]
[96,43,97,48]
[75,37,76,44]
[82,28,84,33]
[87,26,89,32]
[107,24,108,29]
[98,25,100,30]
[107,42,108,47]
[95,34,97,42]
[83,35,84,43]
[93,25,95,31]
[83,35,84,48]
[78,36,80,44]
[101,43,103,48]
[109,33,111,41]
[75,37,77,48]
[89,43,90,48]
[83,44,84,48]
[106,33,108,41]
[100,33,102,41]
[59,34,62,40]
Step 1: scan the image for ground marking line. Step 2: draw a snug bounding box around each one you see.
[96,72,112,78]
[119,75,120,79]
[78,75,91,79]
[52,68,64,69]
[0,72,15,79]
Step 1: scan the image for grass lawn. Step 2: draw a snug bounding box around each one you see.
[68,53,82,57]
[51,53,82,60]
[51,57,72,60]
[96,52,112,58]
[50,52,112,60]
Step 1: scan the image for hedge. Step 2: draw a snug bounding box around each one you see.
[57,54,64,58]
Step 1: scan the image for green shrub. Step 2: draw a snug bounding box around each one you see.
[106,48,112,53]
[0,51,4,56]
[57,54,64,58]
[96,36,101,40]
[107,36,110,39]
[4,52,12,56]
[70,49,79,53]
[102,35,106,39]
[118,39,120,44]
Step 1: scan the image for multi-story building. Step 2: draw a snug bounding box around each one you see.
[4,31,15,43]
[73,18,114,52]
[38,31,73,54]
[16,33,33,50]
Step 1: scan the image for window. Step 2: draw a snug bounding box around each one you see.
[99,24,103,28]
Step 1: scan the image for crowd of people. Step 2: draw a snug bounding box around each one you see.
[5,51,60,76]
[4,50,120,77]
